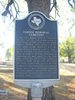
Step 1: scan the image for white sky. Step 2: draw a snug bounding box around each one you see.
[0,1,28,60]
[0,0,75,60]
[56,0,75,42]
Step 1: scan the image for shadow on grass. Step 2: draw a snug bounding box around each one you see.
[0,78,28,100]
[0,69,13,73]
[55,75,75,100]
[0,67,28,100]
[0,66,75,100]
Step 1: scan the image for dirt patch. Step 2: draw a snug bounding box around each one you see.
[0,63,75,100]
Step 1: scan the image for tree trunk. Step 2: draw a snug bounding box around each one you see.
[67,47,72,63]
[68,56,72,63]
[27,87,55,100]
[27,0,50,17]
[26,0,55,100]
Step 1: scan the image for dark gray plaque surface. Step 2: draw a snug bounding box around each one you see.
[15,11,58,79]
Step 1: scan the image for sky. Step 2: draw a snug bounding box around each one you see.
[0,1,28,60]
[0,16,14,60]
[56,0,75,42]
[0,0,75,60]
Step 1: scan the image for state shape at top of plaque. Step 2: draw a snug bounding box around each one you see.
[15,11,57,32]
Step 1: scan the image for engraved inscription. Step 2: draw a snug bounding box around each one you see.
[15,12,58,79]
[15,30,58,79]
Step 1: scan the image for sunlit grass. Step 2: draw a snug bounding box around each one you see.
[4,84,27,95]
[0,65,28,100]
[60,68,75,76]
[0,63,75,100]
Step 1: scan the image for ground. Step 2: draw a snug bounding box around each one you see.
[0,63,75,100]
[55,63,75,100]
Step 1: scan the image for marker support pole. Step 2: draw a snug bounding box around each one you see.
[31,82,43,100]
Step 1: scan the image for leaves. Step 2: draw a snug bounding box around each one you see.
[59,34,75,62]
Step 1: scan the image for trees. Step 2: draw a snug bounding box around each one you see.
[5,47,13,61]
[5,48,11,61]
[1,0,57,100]
[59,34,75,63]
[0,0,75,100]
[1,0,58,20]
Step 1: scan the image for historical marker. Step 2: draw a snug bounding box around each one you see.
[14,11,59,88]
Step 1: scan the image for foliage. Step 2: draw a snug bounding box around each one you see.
[0,0,75,20]
[59,34,75,63]
[5,47,13,61]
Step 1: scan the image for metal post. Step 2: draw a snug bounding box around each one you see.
[32,98,41,100]
[31,82,43,100]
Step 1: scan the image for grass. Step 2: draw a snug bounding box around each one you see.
[54,63,75,100]
[0,66,28,100]
[0,63,75,100]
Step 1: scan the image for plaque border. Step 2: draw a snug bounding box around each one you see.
[14,11,60,88]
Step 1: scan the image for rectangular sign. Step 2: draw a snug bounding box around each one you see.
[14,11,59,80]
[0,90,8,95]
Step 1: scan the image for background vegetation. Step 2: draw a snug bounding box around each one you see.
[59,34,75,63]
